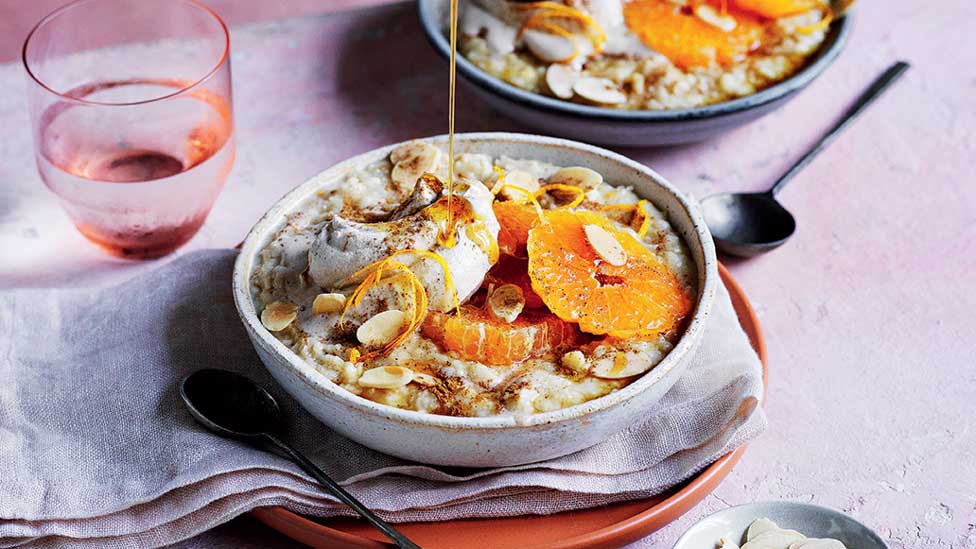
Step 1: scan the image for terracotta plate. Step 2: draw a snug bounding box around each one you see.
[253,263,767,548]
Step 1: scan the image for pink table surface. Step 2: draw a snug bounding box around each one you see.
[0,1,973,547]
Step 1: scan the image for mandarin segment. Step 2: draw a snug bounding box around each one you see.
[623,0,766,69]
[526,209,692,338]
[731,0,822,18]
[493,200,541,257]
[421,305,579,365]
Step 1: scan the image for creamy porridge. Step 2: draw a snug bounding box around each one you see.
[456,0,832,110]
[251,141,697,417]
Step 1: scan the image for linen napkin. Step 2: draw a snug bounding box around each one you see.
[0,249,765,548]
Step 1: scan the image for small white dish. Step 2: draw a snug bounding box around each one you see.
[672,502,888,549]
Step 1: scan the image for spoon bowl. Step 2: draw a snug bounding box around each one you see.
[181,368,282,438]
[701,192,796,258]
[701,61,909,258]
[179,368,421,548]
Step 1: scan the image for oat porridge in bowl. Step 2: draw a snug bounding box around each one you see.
[418,0,851,145]
[233,133,717,466]
[456,0,837,110]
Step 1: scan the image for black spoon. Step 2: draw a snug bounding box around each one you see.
[701,60,910,258]
[180,368,421,549]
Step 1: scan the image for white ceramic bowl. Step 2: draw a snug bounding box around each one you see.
[233,133,718,467]
[672,502,889,548]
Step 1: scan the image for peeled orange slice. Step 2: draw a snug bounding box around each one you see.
[731,0,822,18]
[493,201,541,257]
[526,210,692,338]
[421,305,579,365]
[623,0,765,69]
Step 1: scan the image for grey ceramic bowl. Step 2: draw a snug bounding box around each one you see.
[672,502,889,548]
[418,0,853,146]
[233,132,717,467]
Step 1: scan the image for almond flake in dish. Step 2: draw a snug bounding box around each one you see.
[548,166,603,191]
[356,310,410,347]
[583,224,627,266]
[487,283,525,323]
[359,366,414,389]
[312,293,346,314]
[261,301,298,332]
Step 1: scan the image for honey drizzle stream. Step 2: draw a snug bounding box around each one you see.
[442,0,459,247]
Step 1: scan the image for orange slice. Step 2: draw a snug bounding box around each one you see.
[623,0,765,69]
[731,0,821,18]
[485,254,546,309]
[526,210,692,338]
[493,201,541,257]
[421,305,579,365]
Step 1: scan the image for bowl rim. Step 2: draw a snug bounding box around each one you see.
[671,501,890,548]
[233,132,718,430]
[416,0,853,122]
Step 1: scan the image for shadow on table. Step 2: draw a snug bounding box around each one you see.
[331,2,526,140]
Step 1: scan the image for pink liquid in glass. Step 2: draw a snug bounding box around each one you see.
[37,80,234,259]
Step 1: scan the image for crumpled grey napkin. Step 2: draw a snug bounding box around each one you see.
[0,249,765,548]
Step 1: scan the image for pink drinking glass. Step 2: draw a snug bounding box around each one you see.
[23,0,235,259]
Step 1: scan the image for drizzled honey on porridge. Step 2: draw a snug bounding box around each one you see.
[252,142,697,417]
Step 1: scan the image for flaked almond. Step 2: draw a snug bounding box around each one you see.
[592,351,649,379]
[391,143,441,188]
[747,518,780,541]
[545,63,579,99]
[694,4,737,32]
[356,309,409,347]
[411,372,439,386]
[523,29,577,64]
[497,169,540,200]
[261,301,298,332]
[583,224,627,266]
[488,283,525,323]
[560,350,588,374]
[358,365,414,389]
[547,166,603,191]
[312,293,346,315]
[573,77,627,105]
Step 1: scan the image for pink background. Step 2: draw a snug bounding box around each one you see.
[0,1,973,548]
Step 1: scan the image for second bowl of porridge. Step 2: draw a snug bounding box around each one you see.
[234,133,717,466]
[418,0,852,145]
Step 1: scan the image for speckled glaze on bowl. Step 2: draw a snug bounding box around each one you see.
[417,0,853,146]
[672,502,889,549]
[233,133,717,467]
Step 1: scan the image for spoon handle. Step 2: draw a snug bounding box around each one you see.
[769,60,910,196]
[262,433,422,549]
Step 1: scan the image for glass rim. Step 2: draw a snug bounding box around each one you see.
[22,0,230,108]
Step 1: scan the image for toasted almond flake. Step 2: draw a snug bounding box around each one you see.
[547,166,603,191]
[391,143,441,188]
[583,224,627,266]
[487,284,525,323]
[260,301,298,332]
[523,28,578,63]
[356,310,410,347]
[560,350,588,373]
[573,77,626,105]
[358,365,414,389]
[747,518,780,541]
[591,351,650,378]
[694,4,737,32]
[497,170,540,200]
[312,293,346,315]
[545,63,578,99]
[411,372,439,386]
